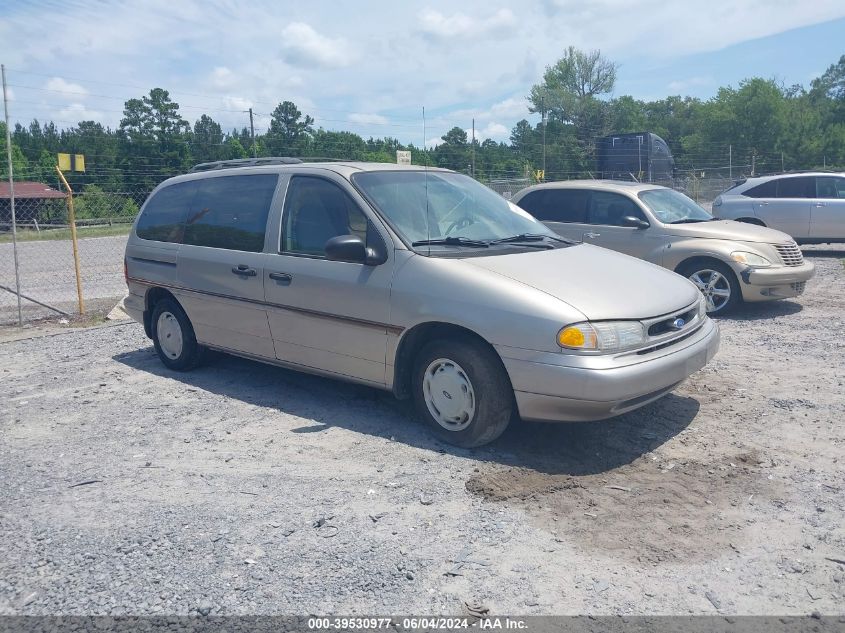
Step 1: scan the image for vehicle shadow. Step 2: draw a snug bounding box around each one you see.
[113,346,700,477]
[801,248,845,258]
[718,299,803,321]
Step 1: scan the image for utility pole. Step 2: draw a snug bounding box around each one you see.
[728,144,732,180]
[2,64,22,327]
[471,118,475,178]
[751,152,756,177]
[244,108,256,158]
[781,151,784,172]
[540,96,546,179]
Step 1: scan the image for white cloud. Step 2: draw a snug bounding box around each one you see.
[418,8,516,39]
[667,76,712,93]
[223,96,253,112]
[280,22,352,68]
[479,122,509,141]
[425,136,443,149]
[210,66,235,90]
[348,113,389,126]
[56,102,103,122]
[45,77,87,96]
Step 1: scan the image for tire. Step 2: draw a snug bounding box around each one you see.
[412,338,513,448]
[678,260,741,316]
[150,297,205,371]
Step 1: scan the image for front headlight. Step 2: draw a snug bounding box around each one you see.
[558,320,646,353]
[731,251,771,267]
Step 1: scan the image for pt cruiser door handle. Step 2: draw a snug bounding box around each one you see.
[231,265,257,276]
[584,232,601,238]
[268,272,292,283]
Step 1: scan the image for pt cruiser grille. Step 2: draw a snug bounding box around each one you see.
[773,241,804,267]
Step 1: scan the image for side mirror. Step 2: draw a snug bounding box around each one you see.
[325,234,384,265]
[621,215,649,229]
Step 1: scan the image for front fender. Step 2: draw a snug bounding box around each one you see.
[663,238,741,272]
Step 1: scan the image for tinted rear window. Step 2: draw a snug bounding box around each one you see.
[183,174,278,252]
[136,181,198,243]
[518,189,589,223]
[777,176,814,198]
[744,180,776,198]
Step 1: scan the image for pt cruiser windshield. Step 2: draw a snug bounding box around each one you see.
[639,188,715,224]
[352,170,563,250]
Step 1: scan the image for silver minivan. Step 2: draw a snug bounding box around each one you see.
[124,160,719,447]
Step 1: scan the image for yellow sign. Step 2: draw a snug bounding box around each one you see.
[57,153,85,172]
[534,169,545,182]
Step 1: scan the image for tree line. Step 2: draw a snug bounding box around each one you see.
[1,49,843,198]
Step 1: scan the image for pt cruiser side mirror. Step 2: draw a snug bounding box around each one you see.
[325,234,385,266]
[621,216,649,229]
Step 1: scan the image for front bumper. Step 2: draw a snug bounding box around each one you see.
[500,318,720,423]
[738,261,815,302]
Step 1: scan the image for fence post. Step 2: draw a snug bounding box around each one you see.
[2,64,23,327]
[55,166,85,315]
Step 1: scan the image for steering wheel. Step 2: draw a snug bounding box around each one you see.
[445,216,477,235]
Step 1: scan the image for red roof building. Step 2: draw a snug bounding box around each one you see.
[0,181,66,199]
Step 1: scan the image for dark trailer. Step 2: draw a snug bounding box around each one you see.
[597,132,675,183]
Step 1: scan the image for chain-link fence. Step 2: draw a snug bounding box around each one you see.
[0,168,743,326]
[0,188,148,325]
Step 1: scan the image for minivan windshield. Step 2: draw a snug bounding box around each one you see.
[639,188,714,224]
[352,170,561,250]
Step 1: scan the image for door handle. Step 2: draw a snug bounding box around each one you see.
[584,232,601,238]
[268,272,292,283]
[814,203,826,207]
[231,265,257,277]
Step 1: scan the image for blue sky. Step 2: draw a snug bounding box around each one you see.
[1,0,843,148]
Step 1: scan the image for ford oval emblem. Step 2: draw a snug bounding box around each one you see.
[671,318,686,330]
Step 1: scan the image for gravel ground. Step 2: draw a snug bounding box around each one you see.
[1,248,843,616]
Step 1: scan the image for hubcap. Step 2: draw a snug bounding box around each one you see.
[689,269,731,313]
[422,358,476,432]
[156,311,184,360]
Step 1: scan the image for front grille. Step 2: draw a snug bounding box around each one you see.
[791,281,807,294]
[647,307,698,337]
[773,241,804,266]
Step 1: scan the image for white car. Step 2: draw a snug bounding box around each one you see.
[712,172,845,243]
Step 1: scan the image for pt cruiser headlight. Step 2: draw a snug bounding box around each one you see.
[558,321,646,353]
[731,251,771,267]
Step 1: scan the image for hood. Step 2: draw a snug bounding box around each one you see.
[463,244,700,321]
[663,219,792,244]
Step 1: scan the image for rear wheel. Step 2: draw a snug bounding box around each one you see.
[679,260,741,315]
[151,298,205,370]
[412,339,513,448]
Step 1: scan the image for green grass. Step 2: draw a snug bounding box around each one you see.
[0,224,132,243]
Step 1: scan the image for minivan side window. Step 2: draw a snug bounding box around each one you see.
[518,190,588,223]
[587,191,645,226]
[135,181,198,243]
[816,176,845,199]
[183,174,278,252]
[776,177,814,199]
[281,176,370,257]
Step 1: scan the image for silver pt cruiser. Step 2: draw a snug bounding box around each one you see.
[124,160,720,447]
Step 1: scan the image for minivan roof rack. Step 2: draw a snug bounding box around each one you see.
[190,157,303,172]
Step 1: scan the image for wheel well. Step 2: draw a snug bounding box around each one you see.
[143,287,178,338]
[392,322,505,400]
[674,255,732,276]
[735,217,766,226]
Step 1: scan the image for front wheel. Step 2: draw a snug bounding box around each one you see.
[412,339,513,448]
[679,260,741,315]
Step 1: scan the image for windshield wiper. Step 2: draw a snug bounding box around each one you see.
[488,233,577,245]
[669,218,708,224]
[411,236,489,248]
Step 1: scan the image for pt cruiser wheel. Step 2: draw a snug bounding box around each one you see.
[151,298,205,371]
[413,339,512,448]
[679,260,740,315]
